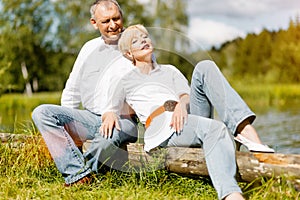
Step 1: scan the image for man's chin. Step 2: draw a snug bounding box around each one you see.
[103,34,121,44]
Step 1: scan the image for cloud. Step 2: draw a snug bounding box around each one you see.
[187,0,300,18]
[137,0,300,49]
[188,18,246,49]
[186,0,300,49]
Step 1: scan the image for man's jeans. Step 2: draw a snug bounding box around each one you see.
[32,104,137,184]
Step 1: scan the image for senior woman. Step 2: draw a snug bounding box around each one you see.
[100,24,249,200]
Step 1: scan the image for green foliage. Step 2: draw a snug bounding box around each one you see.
[0,0,189,93]
[210,16,300,84]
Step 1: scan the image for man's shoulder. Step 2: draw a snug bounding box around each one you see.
[82,37,103,49]
[111,56,132,68]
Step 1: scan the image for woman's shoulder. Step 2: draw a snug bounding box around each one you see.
[159,64,182,75]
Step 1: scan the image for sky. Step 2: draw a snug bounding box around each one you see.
[186,0,300,49]
[138,0,300,50]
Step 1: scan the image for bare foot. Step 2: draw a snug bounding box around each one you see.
[239,124,262,144]
[224,192,245,200]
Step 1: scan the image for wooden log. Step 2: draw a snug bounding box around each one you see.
[126,143,300,186]
[2,133,300,187]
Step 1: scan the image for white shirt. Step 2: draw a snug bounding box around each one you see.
[61,36,133,115]
[105,62,190,123]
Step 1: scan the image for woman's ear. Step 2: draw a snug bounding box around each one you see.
[90,18,98,30]
[126,51,133,60]
[125,51,136,65]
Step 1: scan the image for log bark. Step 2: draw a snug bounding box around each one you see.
[126,143,300,185]
[2,133,300,187]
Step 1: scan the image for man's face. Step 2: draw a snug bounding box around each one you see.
[91,2,123,44]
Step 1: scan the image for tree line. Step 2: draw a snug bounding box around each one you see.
[0,0,188,95]
[0,0,299,96]
[206,16,300,84]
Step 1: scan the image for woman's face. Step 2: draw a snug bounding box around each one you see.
[129,30,153,62]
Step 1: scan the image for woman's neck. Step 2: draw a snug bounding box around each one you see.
[135,58,153,74]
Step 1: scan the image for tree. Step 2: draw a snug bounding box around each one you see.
[0,0,191,92]
[141,0,193,80]
[0,0,53,93]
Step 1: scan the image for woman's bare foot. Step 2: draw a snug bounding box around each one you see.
[224,192,245,200]
[236,124,275,153]
[239,124,262,144]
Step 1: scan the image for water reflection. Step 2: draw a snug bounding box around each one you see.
[254,109,300,154]
[1,102,299,154]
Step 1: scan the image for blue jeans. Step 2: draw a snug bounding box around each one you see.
[31,104,137,184]
[163,60,255,199]
[190,60,255,134]
[162,115,241,199]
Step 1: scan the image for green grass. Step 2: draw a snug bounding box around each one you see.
[1,86,300,199]
[231,83,300,112]
[0,92,61,133]
[0,129,299,200]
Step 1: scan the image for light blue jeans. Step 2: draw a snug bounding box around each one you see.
[190,60,256,134]
[162,60,256,199]
[31,104,137,184]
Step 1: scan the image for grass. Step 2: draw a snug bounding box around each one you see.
[0,129,299,200]
[231,83,300,112]
[1,85,300,199]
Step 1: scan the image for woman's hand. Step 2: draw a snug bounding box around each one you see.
[171,102,188,133]
[170,94,189,133]
[100,112,120,138]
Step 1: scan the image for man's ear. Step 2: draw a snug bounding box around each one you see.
[90,18,98,30]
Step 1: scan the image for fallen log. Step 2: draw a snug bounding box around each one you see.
[126,143,300,187]
[2,133,300,188]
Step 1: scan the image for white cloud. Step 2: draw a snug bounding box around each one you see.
[186,0,300,49]
[188,18,246,49]
[137,0,300,49]
[187,0,300,18]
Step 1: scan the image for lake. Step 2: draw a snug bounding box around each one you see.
[0,101,299,154]
[253,108,300,154]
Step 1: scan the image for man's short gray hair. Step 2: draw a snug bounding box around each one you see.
[90,0,123,19]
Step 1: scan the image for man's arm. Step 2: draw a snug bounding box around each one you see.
[61,38,101,108]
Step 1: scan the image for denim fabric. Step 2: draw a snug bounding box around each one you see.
[190,60,256,135]
[162,115,242,199]
[32,104,137,184]
[160,60,257,199]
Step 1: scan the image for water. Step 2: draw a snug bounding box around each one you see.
[253,109,300,154]
[1,105,299,154]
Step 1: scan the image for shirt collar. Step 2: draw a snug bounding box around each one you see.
[151,61,161,73]
[98,37,118,51]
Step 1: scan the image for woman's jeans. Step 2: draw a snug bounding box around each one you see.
[162,115,241,200]
[190,60,255,134]
[32,104,137,184]
[162,60,256,199]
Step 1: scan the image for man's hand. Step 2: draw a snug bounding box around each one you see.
[100,112,120,138]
